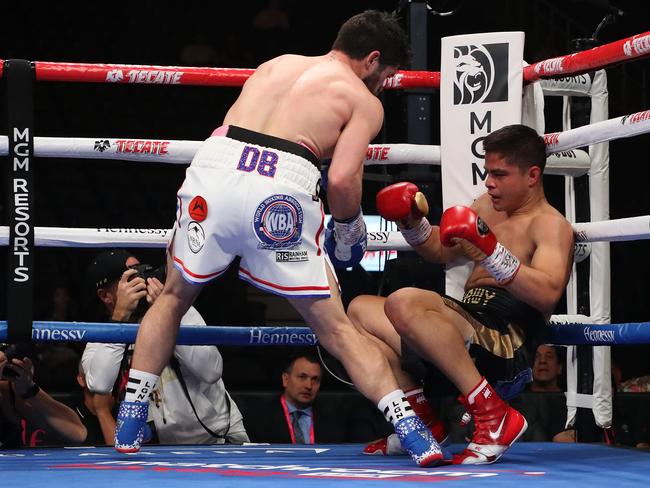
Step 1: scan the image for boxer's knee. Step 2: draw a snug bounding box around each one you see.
[347,295,377,330]
[347,295,367,322]
[385,288,444,335]
[385,288,419,334]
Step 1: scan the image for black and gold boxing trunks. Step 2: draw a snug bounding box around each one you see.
[401,286,546,392]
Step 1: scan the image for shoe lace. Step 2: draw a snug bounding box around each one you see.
[469,401,506,445]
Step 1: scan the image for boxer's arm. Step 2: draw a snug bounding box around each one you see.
[505,214,574,315]
[409,226,467,264]
[327,96,383,220]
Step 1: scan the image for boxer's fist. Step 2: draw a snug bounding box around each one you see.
[440,206,520,284]
[376,182,429,228]
[439,206,496,260]
[324,210,367,269]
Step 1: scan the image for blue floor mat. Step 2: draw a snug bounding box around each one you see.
[1,443,648,487]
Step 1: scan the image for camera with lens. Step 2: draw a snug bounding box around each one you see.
[1,343,33,379]
[128,263,167,321]
[129,263,167,284]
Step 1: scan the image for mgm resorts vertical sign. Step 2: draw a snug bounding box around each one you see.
[439,33,524,298]
[4,60,35,341]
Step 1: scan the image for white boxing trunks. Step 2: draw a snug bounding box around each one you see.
[170,125,333,298]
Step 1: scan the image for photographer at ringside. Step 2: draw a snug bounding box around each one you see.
[81,249,248,445]
[1,345,87,447]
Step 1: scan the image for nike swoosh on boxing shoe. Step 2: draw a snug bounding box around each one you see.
[488,411,507,441]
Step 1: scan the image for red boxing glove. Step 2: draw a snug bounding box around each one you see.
[439,206,496,256]
[376,182,429,224]
[377,182,432,246]
[440,206,520,284]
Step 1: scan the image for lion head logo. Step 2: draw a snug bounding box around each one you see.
[453,44,495,104]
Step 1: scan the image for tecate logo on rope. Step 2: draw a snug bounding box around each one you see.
[106,69,184,84]
[620,111,650,126]
[383,73,404,88]
[366,146,390,161]
[543,133,561,146]
[533,57,564,75]
[624,34,650,57]
[583,327,615,344]
[114,140,170,154]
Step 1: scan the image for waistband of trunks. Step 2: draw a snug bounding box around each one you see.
[227,125,321,170]
[192,134,321,195]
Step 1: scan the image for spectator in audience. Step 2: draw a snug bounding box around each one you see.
[0,346,87,447]
[510,344,571,442]
[529,344,564,392]
[82,249,248,445]
[33,281,83,391]
[244,352,344,444]
[44,282,79,322]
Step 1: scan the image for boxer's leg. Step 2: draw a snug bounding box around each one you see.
[348,295,448,455]
[347,295,416,388]
[384,287,479,393]
[115,259,204,453]
[384,287,526,464]
[288,266,443,467]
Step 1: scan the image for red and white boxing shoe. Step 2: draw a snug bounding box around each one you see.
[453,378,527,465]
[364,387,448,456]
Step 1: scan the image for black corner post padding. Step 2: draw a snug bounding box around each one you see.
[4,59,35,343]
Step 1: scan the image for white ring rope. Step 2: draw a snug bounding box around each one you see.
[0,136,586,175]
[1,109,647,175]
[0,215,648,250]
[543,109,650,153]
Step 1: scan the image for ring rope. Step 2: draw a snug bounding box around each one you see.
[1,30,647,89]
[0,215,648,249]
[0,320,647,347]
[0,135,590,176]
[524,30,650,82]
[0,321,317,346]
[2,109,647,173]
[0,60,439,91]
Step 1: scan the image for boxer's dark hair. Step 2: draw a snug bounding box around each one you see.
[332,10,411,68]
[483,124,547,171]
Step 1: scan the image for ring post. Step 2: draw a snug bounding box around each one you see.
[3,59,35,343]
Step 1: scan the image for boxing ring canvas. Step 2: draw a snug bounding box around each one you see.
[1,443,648,487]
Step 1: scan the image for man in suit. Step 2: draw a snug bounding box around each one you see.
[244,352,344,443]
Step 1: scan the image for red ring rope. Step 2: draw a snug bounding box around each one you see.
[0,30,647,89]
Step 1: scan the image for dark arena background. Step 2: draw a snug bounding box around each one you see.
[1,1,650,486]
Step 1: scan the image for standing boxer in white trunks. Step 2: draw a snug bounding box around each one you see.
[114,10,443,466]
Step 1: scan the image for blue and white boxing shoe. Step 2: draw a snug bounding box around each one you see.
[114,401,152,453]
[395,415,444,467]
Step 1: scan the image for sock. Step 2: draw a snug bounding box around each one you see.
[405,387,434,424]
[378,389,415,426]
[124,369,159,403]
